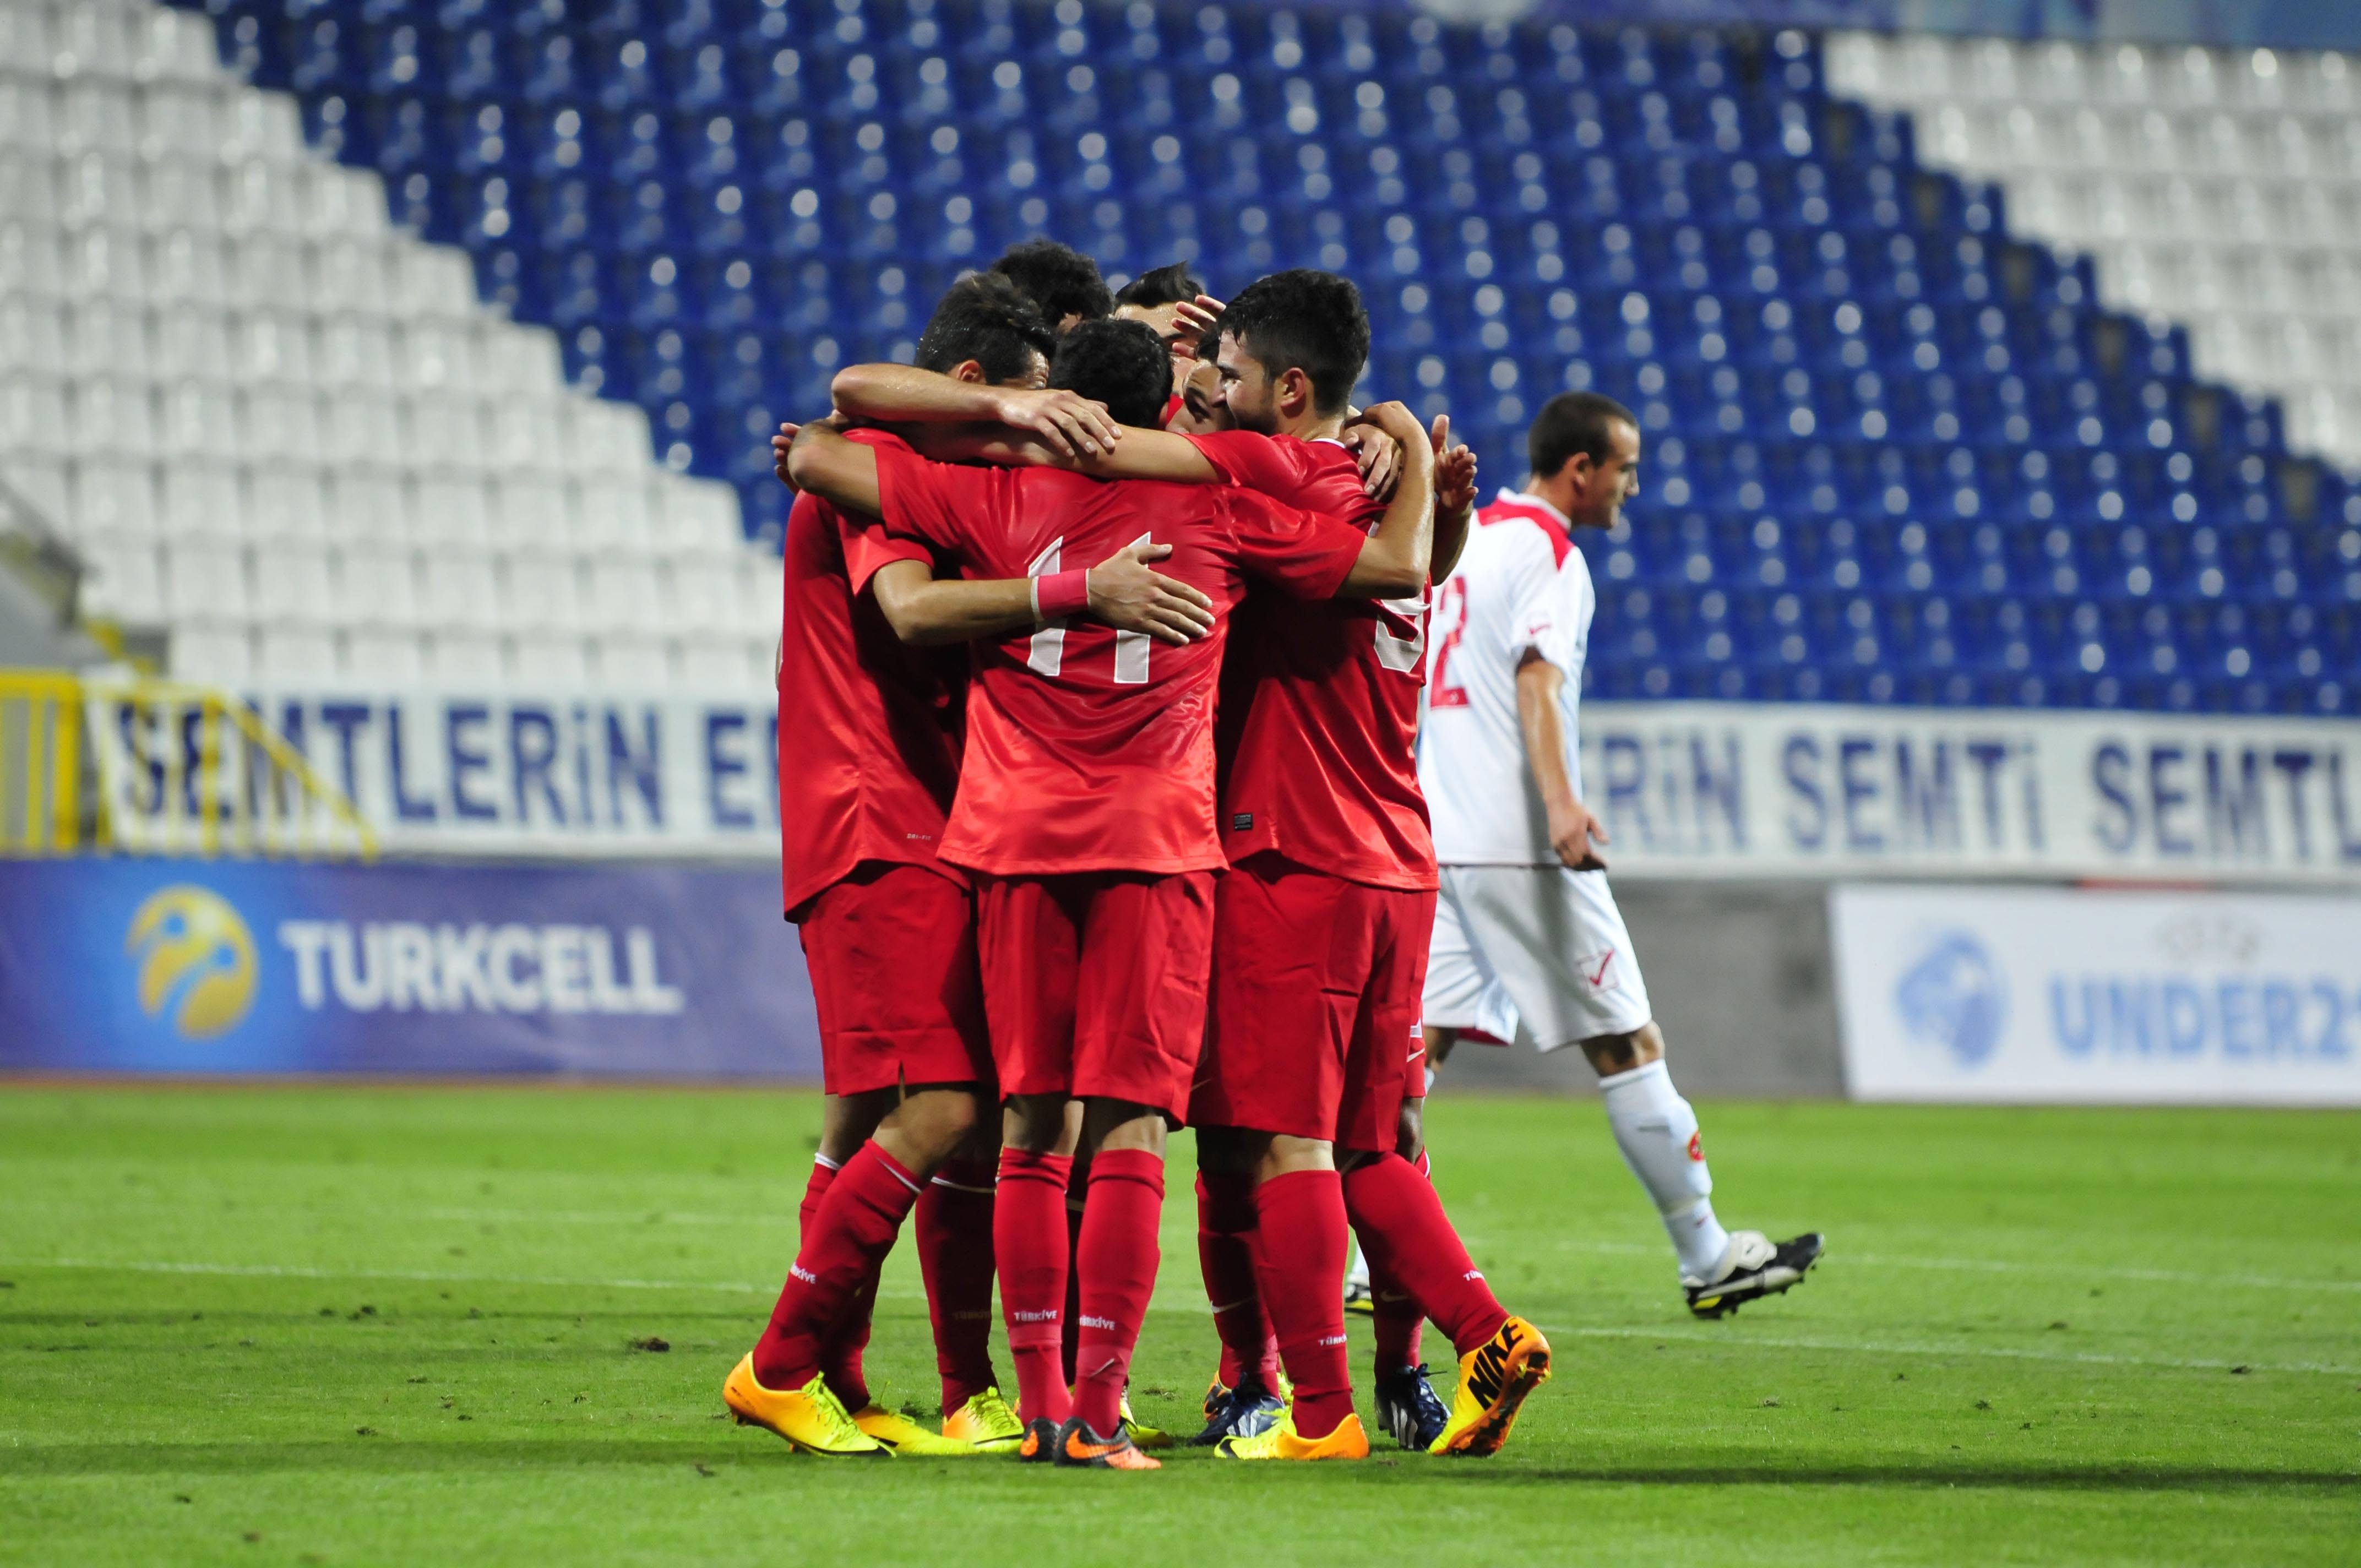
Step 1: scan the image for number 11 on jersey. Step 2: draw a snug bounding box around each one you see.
[1027,533,1155,685]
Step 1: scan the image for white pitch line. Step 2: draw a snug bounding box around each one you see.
[10,1259,2351,1378]
[1542,1322,2361,1379]
[1,1258,776,1295]
[1534,1237,2361,1295]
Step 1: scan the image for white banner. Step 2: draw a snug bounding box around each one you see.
[89,686,781,859]
[85,687,2361,880]
[1577,703,2361,884]
[1831,883,2361,1105]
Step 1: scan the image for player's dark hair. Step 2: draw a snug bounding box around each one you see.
[912,272,1057,385]
[1113,261,1204,311]
[989,238,1114,324]
[1047,318,1170,431]
[1214,269,1369,417]
[1528,391,1640,480]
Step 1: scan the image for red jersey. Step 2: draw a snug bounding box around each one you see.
[873,445,1368,876]
[1184,431,1436,891]
[775,428,966,916]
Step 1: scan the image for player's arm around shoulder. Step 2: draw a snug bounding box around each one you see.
[783,418,882,515]
[1336,401,1437,600]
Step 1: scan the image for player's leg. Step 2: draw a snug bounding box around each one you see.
[1582,1021,1824,1316]
[916,1115,1013,1442]
[1344,883,1550,1457]
[999,1091,1082,1449]
[1187,860,1308,1443]
[973,872,1089,1450]
[1189,1123,1284,1440]
[1465,866,1824,1315]
[1054,869,1216,1471]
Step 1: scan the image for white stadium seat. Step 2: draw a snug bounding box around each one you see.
[418,550,500,628]
[501,552,585,633]
[336,543,422,628]
[1830,31,2361,464]
[345,627,426,685]
[427,628,504,684]
[255,623,335,681]
[512,631,592,687]
[69,459,160,541]
[171,623,254,683]
[0,0,771,684]
[162,538,249,622]
[250,539,333,624]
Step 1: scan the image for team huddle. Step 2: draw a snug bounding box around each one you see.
[732,240,1824,1469]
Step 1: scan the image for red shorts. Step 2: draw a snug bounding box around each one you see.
[1194,855,1435,1152]
[973,870,1217,1122]
[797,862,993,1096]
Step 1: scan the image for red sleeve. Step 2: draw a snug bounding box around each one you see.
[1179,430,1308,499]
[839,511,932,597]
[1221,490,1366,600]
[873,444,1013,560]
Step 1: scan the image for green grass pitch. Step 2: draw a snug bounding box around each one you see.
[2,1087,2355,1567]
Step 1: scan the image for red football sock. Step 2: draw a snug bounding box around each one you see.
[1197,1170,1280,1390]
[995,1147,1074,1426]
[793,1155,873,1402]
[1372,1149,1430,1375]
[1342,1152,1508,1357]
[916,1158,1000,1416]
[797,1156,840,1239]
[1073,1148,1164,1435]
[1369,1254,1424,1376]
[753,1143,924,1391]
[1250,1170,1354,1440]
[1061,1164,1088,1386]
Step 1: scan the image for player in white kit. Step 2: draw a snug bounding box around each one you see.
[1413,391,1823,1318]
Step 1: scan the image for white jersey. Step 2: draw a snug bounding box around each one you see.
[1420,488,1594,867]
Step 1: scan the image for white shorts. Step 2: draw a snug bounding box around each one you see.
[1422,865,1653,1053]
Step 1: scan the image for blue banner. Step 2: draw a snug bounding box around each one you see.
[0,859,819,1079]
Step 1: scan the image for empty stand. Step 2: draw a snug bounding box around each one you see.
[0,0,773,690]
[0,0,2352,714]
[1829,32,2361,468]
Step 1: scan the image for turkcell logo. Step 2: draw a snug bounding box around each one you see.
[1893,930,2008,1071]
[276,921,686,1017]
[126,885,259,1041]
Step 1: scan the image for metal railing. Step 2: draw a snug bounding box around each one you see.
[0,671,376,861]
[0,669,82,854]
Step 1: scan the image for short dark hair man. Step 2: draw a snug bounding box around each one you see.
[989,238,1114,331]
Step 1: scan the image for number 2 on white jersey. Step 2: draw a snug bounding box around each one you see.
[1427,576,1470,707]
[1026,533,1153,684]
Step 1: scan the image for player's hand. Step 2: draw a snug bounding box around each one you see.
[1547,798,1609,872]
[1433,415,1479,515]
[992,386,1122,460]
[1086,540,1216,646]
[1351,399,1435,461]
[772,420,815,489]
[1171,293,1225,349]
[1339,423,1402,501]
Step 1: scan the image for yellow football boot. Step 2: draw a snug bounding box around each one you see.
[941,1387,1025,1452]
[1429,1316,1551,1457]
[852,1404,978,1456]
[1122,1388,1173,1450]
[722,1354,890,1457]
[1216,1411,1370,1461]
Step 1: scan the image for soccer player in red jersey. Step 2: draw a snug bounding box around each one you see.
[788,317,1439,1471]
[725,276,1216,1459]
[829,271,1535,1458]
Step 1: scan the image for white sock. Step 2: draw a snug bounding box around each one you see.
[1346,1240,1370,1293]
[1600,1059,1731,1281]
